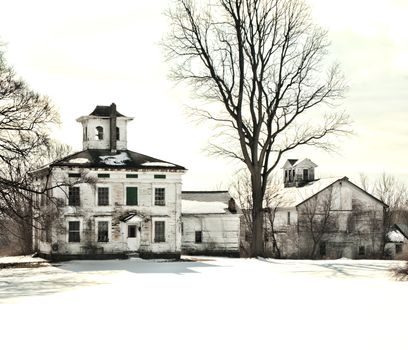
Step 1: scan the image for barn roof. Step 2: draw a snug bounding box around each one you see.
[273,177,388,208]
[181,191,239,215]
[44,149,186,171]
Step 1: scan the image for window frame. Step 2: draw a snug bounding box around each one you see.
[97,186,110,206]
[153,220,166,243]
[154,187,166,206]
[68,186,80,206]
[95,219,111,243]
[67,219,81,243]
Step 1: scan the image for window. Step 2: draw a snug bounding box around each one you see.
[68,221,80,242]
[155,188,165,206]
[320,242,326,257]
[97,221,109,242]
[128,225,137,238]
[358,245,365,256]
[287,212,291,225]
[68,187,80,206]
[95,126,104,140]
[83,126,88,141]
[126,187,138,206]
[303,169,309,181]
[126,174,138,179]
[154,174,166,179]
[396,244,403,254]
[195,230,202,243]
[69,173,80,178]
[154,221,165,242]
[98,173,110,178]
[98,187,109,206]
[116,127,120,140]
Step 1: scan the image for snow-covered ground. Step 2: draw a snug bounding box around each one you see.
[0,257,407,350]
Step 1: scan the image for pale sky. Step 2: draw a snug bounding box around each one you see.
[0,0,407,189]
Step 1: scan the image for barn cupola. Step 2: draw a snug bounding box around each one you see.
[282,158,317,188]
[76,103,133,152]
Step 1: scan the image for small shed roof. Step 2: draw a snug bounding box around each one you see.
[181,191,239,215]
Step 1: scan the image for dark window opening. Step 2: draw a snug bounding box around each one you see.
[358,245,365,256]
[128,225,137,238]
[97,221,109,242]
[68,187,80,206]
[68,173,81,178]
[95,126,104,140]
[83,126,88,141]
[98,173,110,178]
[154,174,166,179]
[126,174,138,178]
[155,188,165,206]
[154,221,165,242]
[320,242,326,257]
[195,230,202,243]
[396,244,403,254]
[68,221,80,242]
[98,187,109,206]
[116,127,120,141]
[287,211,291,225]
[126,187,138,206]
[303,169,309,181]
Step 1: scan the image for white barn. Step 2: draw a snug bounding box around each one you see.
[181,191,241,256]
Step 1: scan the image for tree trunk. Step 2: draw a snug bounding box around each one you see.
[251,174,265,257]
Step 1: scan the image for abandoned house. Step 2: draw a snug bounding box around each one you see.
[32,104,186,260]
[241,159,388,259]
[385,224,408,259]
[181,191,241,256]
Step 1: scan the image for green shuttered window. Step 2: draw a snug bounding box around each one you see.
[126,187,138,206]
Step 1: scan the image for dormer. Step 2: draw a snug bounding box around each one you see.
[76,103,133,152]
[282,158,317,188]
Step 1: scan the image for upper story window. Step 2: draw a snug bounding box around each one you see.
[287,211,291,225]
[116,127,120,141]
[95,126,104,140]
[155,188,165,206]
[83,126,88,141]
[68,187,80,206]
[126,187,138,206]
[98,187,109,206]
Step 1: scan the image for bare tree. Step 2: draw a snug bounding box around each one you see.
[298,187,337,258]
[165,0,350,256]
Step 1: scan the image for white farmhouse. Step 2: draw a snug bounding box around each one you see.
[32,104,186,260]
[181,191,241,256]
[241,159,388,259]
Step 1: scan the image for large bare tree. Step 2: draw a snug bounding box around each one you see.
[165,0,350,256]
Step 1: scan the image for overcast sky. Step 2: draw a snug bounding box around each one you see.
[0,0,407,189]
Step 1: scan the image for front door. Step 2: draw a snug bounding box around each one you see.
[127,224,140,251]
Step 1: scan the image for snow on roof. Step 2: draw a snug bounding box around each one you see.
[68,158,90,164]
[182,200,228,214]
[99,152,131,166]
[387,230,405,243]
[274,177,344,208]
[141,162,176,167]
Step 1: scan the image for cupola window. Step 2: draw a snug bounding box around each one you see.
[116,127,120,141]
[95,126,104,140]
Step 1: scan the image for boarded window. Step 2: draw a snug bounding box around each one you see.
[195,230,202,243]
[68,221,80,242]
[128,225,137,238]
[358,245,365,256]
[126,187,138,206]
[155,188,165,206]
[68,187,80,206]
[96,126,103,140]
[97,221,109,242]
[98,187,109,206]
[154,221,165,242]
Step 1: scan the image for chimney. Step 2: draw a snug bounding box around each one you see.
[109,103,117,153]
